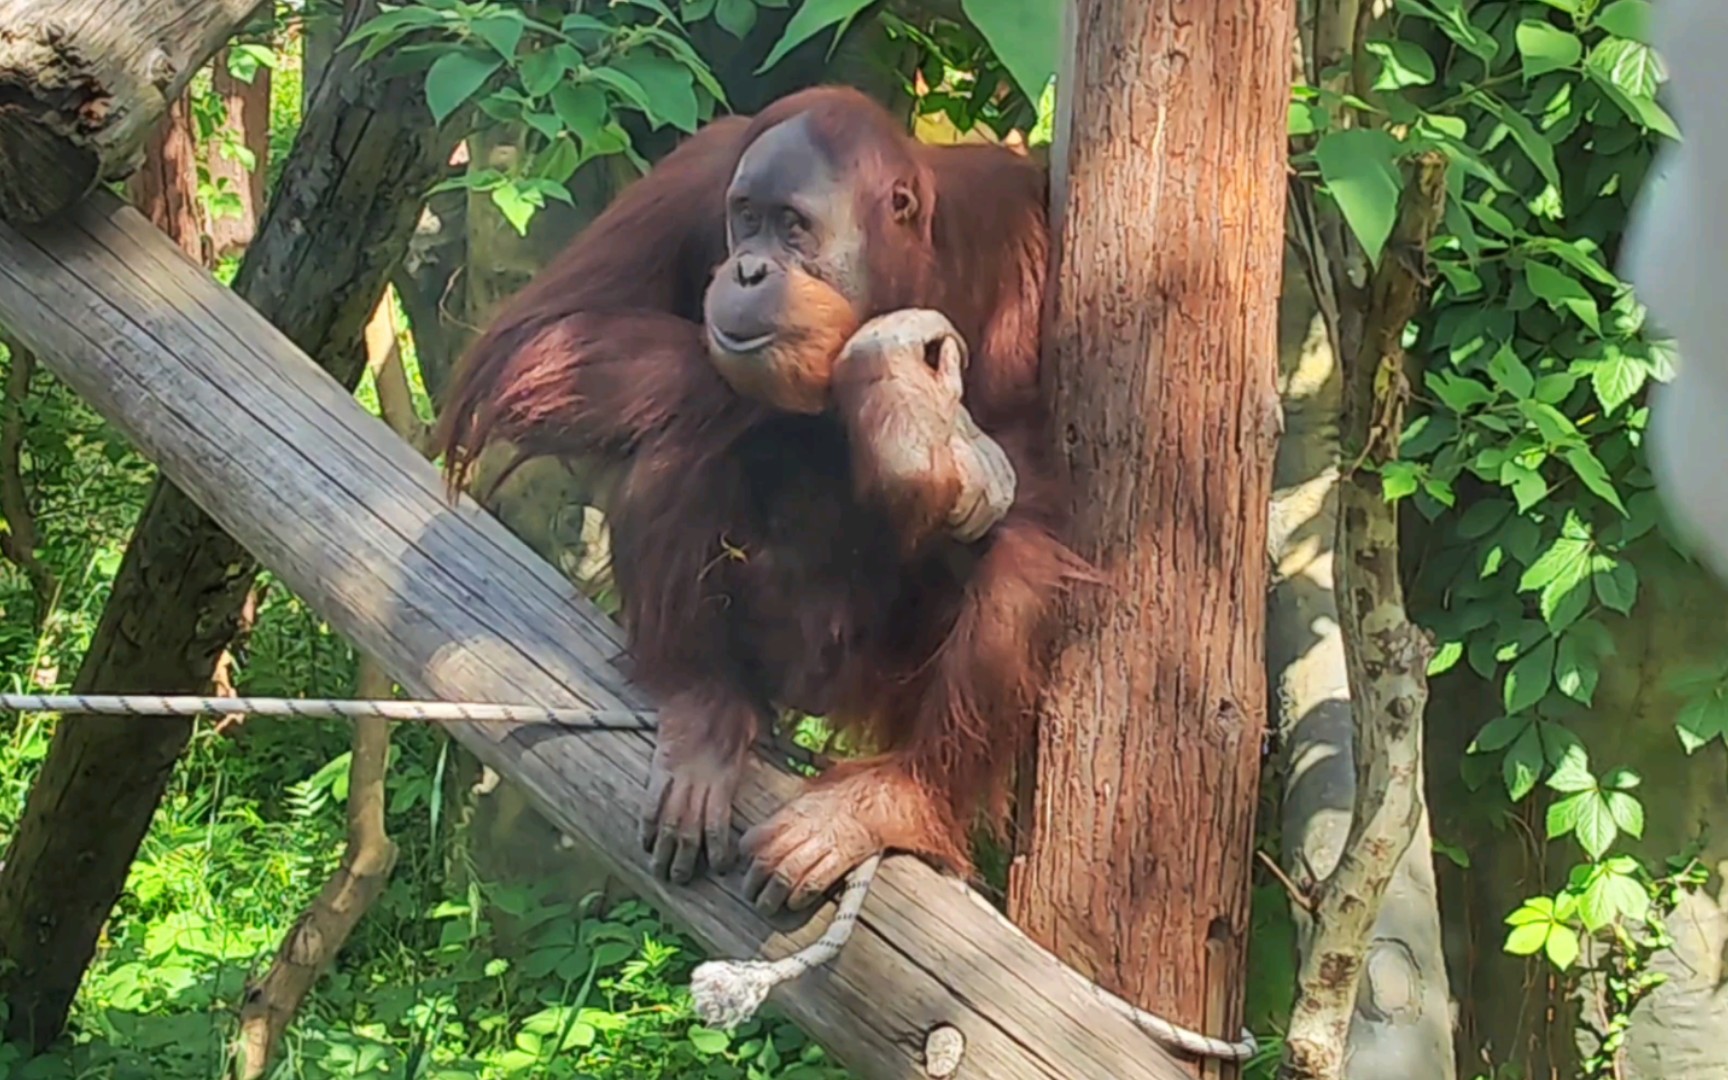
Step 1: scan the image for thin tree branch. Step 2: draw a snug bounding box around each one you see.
[1258,848,1317,914]
[1278,151,1447,1080]
[364,286,434,456]
[211,581,271,735]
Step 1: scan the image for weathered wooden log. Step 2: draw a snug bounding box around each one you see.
[0,0,266,224]
[0,189,1194,1080]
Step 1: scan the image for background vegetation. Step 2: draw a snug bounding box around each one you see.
[0,0,1713,1078]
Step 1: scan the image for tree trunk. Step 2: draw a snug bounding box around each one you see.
[1270,252,1456,1078]
[0,0,266,223]
[1006,2,1290,1073]
[126,92,205,264]
[0,0,462,1049]
[206,45,273,258]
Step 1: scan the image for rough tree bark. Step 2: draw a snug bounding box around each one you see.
[125,91,204,263]
[0,0,267,224]
[0,1,462,1049]
[1005,2,1291,1074]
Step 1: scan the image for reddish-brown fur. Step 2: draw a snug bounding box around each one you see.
[437,86,1090,884]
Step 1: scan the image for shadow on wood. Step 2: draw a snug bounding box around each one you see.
[0,190,1196,1080]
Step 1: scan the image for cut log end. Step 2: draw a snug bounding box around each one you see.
[0,0,271,224]
[0,108,102,224]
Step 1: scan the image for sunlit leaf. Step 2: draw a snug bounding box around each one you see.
[1524,261,1600,332]
[1516,20,1582,80]
[1595,0,1652,42]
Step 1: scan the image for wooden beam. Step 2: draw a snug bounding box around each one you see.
[0,190,1194,1080]
[0,0,266,224]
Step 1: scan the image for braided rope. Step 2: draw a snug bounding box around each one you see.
[4,692,1259,1060]
[0,693,654,730]
[689,853,1259,1062]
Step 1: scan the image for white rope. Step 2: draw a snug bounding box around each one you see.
[0,693,654,730]
[688,853,1260,1062]
[2,692,1259,1060]
[690,853,884,1030]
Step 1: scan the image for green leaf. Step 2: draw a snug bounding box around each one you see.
[1472,713,1533,754]
[1457,499,1511,539]
[1579,874,1617,932]
[1524,261,1600,332]
[1575,792,1619,857]
[1562,446,1626,513]
[1519,533,1590,594]
[1516,20,1582,79]
[425,51,503,125]
[1546,790,1587,839]
[1405,0,1500,63]
[1428,371,1495,413]
[1545,924,1581,970]
[1504,921,1550,956]
[1555,631,1599,705]
[1506,639,1557,715]
[1675,693,1728,753]
[963,0,1063,102]
[1545,740,1594,792]
[688,1026,731,1055]
[1314,128,1405,267]
[1503,721,1544,800]
[1488,344,1535,399]
[1526,537,1592,629]
[551,83,609,142]
[610,52,699,132]
[1602,871,1651,923]
[1381,461,1421,501]
[1476,93,1561,191]
[1428,639,1464,676]
[1606,791,1644,838]
[1590,348,1649,412]
[758,0,875,73]
[1523,237,1621,287]
[533,137,581,184]
[1366,39,1437,88]
[488,177,542,233]
[1585,39,1681,138]
[1591,556,1638,613]
[1503,462,1550,513]
[715,0,757,37]
[471,14,525,60]
[519,48,571,98]
[1594,0,1652,42]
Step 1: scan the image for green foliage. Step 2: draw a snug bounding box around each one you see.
[343,0,734,234]
[1293,2,1706,1061]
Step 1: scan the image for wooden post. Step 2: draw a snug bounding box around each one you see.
[0,190,1201,1080]
[0,0,266,224]
[1008,1,1292,1073]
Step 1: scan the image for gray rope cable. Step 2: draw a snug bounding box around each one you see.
[4,692,1259,1060]
[0,693,654,729]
